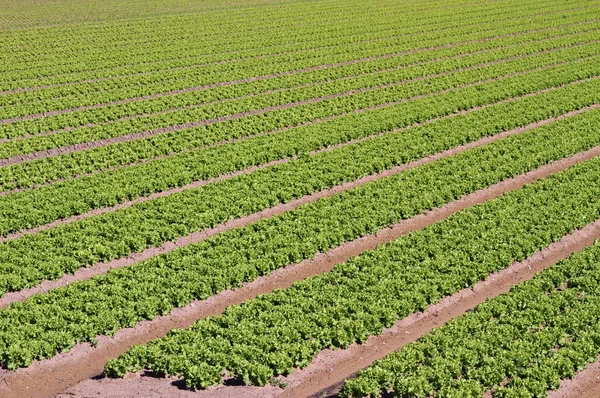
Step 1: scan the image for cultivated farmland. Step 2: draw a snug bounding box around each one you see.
[1,0,600,397]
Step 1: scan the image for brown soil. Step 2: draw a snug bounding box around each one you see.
[58,377,280,398]
[0,142,599,398]
[2,105,597,309]
[547,355,600,398]
[1,17,593,128]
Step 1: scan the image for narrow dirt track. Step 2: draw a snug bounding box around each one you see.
[1,143,599,398]
[2,104,598,309]
[547,355,600,398]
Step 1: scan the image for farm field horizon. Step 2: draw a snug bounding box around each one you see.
[1,0,600,396]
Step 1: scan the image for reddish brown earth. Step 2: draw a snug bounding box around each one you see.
[547,355,600,398]
[0,142,599,397]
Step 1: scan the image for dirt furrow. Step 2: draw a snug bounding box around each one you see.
[1,17,595,127]
[2,104,598,309]
[547,355,600,398]
[1,138,599,398]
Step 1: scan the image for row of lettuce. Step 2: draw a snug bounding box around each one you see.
[4,19,597,140]
[2,0,600,395]
[0,0,475,78]
[1,25,598,159]
[0,72,598,295]
[0,0,572,91]
[3,3,582,116]
[0,56,597,244]
[103,127,600,390]
[0,103,597,374]
[2,43,599,195]
[341,237,600,397]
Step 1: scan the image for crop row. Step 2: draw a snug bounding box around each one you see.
[0,0,553,62]
[0,66,598,250]
[2,23,596,128]
[3,26,598,144]
[103,136,600,390]
[2,36,598,161]
[5,19,595,138]
[1,105,600,372]
[3,52,599,196]
[0,0,570,88]
[1,0,371,33]
[0,0,526,91]
[341,242,600,397]
[1,5,594,115]
[3,1,580,103]
[7,96,600,290]
[0,0,471,68]
[0,0,563,98]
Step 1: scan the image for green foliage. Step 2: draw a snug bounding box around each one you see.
[341,242,600,397]
[2,46,600,196]
[1,34,599,162]
[0,73,599,295]
[0,104,599,372]
[103,142,600,389]
[2,2,600,394]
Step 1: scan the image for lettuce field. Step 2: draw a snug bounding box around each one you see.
[1,0,600,396]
